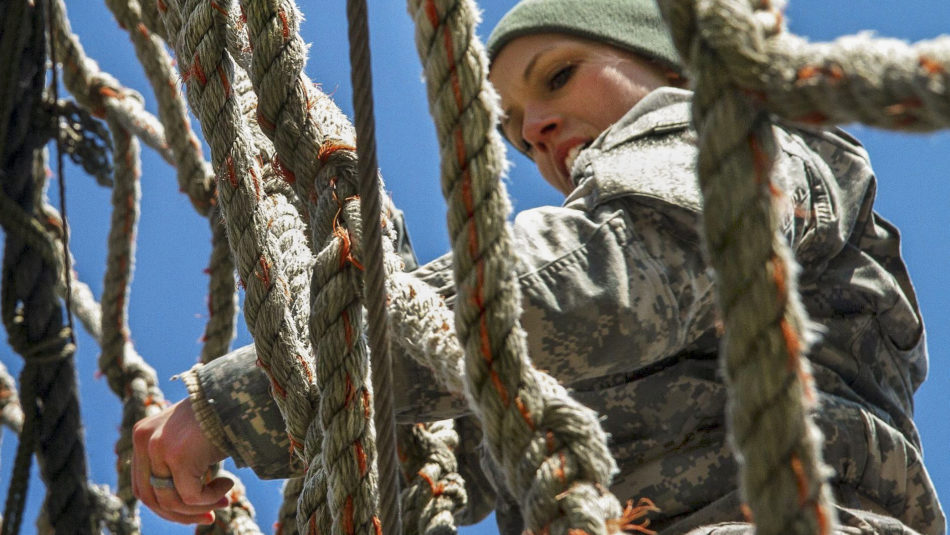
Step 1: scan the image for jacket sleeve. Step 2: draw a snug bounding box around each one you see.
[182,189,721,480]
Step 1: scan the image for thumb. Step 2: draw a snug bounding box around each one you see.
[177,472,234,507]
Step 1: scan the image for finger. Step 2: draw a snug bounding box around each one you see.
[177,475,234,507]
[153,485,227,516]
[131,421,159,510]
[145,505,216,526]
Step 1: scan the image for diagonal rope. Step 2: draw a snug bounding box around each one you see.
[407,2,638,534]
[104,0,215,215]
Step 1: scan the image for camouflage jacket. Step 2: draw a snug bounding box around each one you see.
[182,88,945,534]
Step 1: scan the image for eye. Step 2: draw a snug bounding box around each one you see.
[521,138,534,155]
[547,64,575,91]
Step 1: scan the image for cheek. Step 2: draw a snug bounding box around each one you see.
[588,71,651,127]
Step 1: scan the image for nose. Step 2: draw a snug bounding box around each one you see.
[522,105,561,153]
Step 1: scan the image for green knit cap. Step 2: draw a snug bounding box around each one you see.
[486,0,682,73]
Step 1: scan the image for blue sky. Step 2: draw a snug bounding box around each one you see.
[1,1,948,534]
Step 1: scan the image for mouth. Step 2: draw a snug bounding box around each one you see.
[561,140,592,178]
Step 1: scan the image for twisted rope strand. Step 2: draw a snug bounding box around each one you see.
[200,206,240,364]
[240,2,381,532]
[408,2,625,534]
[674,0,950,131]
[240,3,478,532]
[99,115,166,510]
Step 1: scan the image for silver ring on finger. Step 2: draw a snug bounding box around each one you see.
[149,474,176,490]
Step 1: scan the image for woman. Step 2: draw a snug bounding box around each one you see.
[132,0,944,532]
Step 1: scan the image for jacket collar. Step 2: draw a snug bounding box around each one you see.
[595,87,693,152]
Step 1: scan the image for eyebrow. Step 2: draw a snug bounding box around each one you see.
[522,45,556,83]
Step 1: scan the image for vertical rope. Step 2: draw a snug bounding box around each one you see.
[656,1,836,533]
[46,0,76,352]
[344,3,402,535]
[0,0,94,531]
[274,477,306,535]
[99,114,154,509]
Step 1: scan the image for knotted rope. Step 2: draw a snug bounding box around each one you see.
[50,1,173,166]
[408,2,632,534]
[0,1,94,532]
[398,421,467,535]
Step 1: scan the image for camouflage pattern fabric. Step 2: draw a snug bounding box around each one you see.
[182,88,945,535]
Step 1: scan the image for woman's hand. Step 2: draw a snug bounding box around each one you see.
[132,399,233,524]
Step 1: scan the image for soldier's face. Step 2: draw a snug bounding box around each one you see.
[491,33,669,195]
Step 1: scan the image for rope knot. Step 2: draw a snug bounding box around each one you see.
[606,498,660,535]
[6,323,75,365]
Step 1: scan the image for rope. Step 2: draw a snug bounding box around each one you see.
[47,0,78,354]
[274,477,306,535]
[344,3,403,535]
[0,362,23,435]
[658,1,831,533]
[408,2,630,535]
[237,4,485,533]
[201,205,239,364]
[157,0,320,478]
[662,0,950,132]
[97,112,166,513]
[49,0,175,165]
[239,2,383,532]
[0,368,35,535]
[51,99,113,187]
[87,483,139,535]
[17,200,104,344]
[656,0,950,532]
[105,0,216,215]
[398,422,466,535]
[0,1,94,531]
[195,473,265,535]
